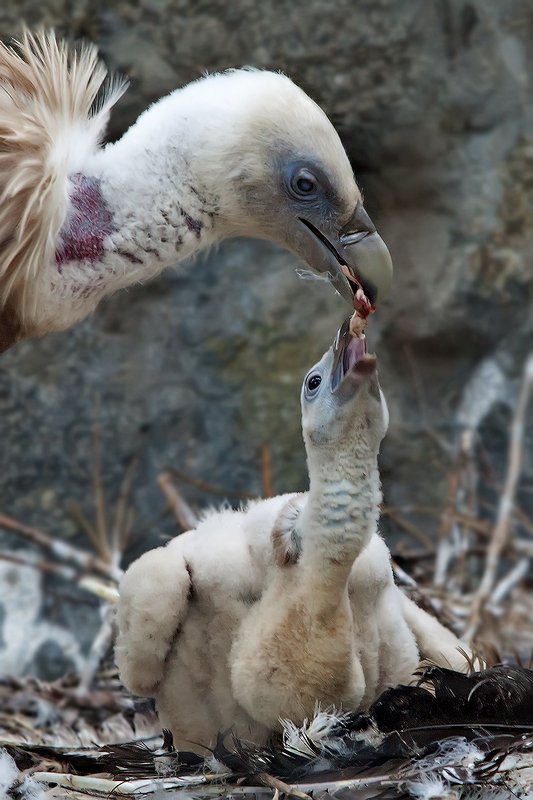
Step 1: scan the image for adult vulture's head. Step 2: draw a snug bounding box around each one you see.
[172,69,393,308]
[0,35,392,351]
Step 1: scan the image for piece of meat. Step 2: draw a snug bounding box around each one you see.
[349,288,374,338]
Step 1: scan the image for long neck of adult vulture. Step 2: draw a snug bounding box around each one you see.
[0,32,393,351]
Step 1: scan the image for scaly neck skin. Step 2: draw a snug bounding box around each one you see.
[296,441,381,609]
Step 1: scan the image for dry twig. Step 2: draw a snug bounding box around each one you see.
[465,354,533,640]
[77,603,117,697]
[381,507,435,551]
[0,550,78,581]
[257,773,312,800]
[260,443,274,499]
[490,557,530,607]
[92,400,111,565]
[157,473,199,530]
[169,467,258,500]
[0,513,121,581]
[111,459,138,560]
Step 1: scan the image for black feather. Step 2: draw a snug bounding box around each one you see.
[5,665,533,792]
[224,665,533,780]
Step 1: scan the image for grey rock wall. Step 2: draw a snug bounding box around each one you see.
[2,0,533,674]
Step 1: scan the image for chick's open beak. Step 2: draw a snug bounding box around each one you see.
[331,316,377,400]
[331,317,363,392]
[297,201,393,306]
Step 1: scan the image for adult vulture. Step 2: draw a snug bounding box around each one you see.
[0,31,393,352]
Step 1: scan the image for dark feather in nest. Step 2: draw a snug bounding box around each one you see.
[211,665,533,781]
[4,733,204,778]
[4,665,533,794]
[370,663,533,730]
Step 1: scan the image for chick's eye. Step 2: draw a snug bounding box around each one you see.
[307,374,321,391]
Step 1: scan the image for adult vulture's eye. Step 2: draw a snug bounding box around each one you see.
[296,176,314,193]
[289,168,318,199]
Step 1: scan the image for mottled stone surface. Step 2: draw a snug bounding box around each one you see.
[2,0,533,674]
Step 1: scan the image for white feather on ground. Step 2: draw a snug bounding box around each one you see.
[0,750,47,800]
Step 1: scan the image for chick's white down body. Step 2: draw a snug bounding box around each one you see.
[116,330,467,753]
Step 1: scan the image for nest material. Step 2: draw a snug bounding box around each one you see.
[3,666,533,800]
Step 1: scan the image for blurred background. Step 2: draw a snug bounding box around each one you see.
[1,0,533,680]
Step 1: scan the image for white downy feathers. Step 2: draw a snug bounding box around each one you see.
[281,705,350,759]
[0,31,126,328]
[0,750,47,800]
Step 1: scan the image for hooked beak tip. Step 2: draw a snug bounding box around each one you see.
[294,200,393,307]
[340,237,393,307]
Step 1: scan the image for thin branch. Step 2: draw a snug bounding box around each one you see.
[452,510,491,538]
[78,576,120,604]
[513,538,533,554]
[0,551,121,603]
[66,500,108,561]
[76,603,116,696]
[515,506,533,538]
[257,773,312,800]
[157,473,199,530]
[31,772,210,794]
[434,456,462,590]
[121,506,136,550]
[0,513,122,582]
[490,557,530,606]
[111,458,138,563]
[381,507,435,551]
[260,443,274,499]
[0,551,78,581]
[465,354,533,639]
[92,398,110,563]
[168,467,258,500]
[433,530,456,590]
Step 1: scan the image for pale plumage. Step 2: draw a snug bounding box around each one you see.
[116,320,467,753]
[0,32,126,346]
[0,31,393,352]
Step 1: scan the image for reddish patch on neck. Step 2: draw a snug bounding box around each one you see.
[56,174,114,267]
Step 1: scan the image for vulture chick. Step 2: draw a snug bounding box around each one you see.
[0,32,393,352]
[116,319,467,753]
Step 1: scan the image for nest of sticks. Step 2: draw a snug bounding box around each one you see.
[3,661,533,800]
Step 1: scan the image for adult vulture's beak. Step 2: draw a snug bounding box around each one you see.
[296,202,393,306]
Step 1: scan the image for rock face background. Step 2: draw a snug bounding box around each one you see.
[2,0,533,675]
